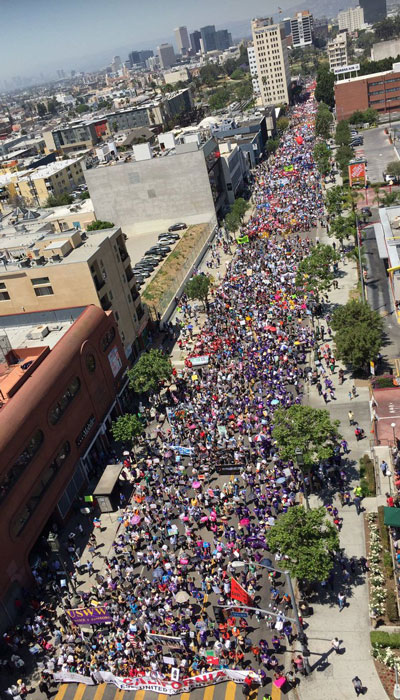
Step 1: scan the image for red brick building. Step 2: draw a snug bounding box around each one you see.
[334,67,400,120]
[0,305,128,625]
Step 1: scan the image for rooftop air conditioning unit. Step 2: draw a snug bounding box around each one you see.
[30,324,49,339]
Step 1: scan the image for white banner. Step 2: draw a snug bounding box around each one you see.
[56,669,255,695]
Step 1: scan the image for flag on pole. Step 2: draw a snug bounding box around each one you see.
[230,578,253,606]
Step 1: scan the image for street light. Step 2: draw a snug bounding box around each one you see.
[392,422,396,447]
[295,446,310,511]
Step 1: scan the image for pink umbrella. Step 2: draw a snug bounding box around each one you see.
[200,516,209,523]
[239,518,250,526]
[192,481,201,489]
[131,515,141,525]
[179,558,189,565]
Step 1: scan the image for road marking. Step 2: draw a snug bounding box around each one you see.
[54,686,68,700]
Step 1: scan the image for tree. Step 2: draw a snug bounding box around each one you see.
[329,215,356,247]
[128,349,172,394]
[315,63,335,108]
[111,413,143,444]
[209,87,231,111]
[225,211,240,233]
[199,64,221,86]
[37,102,46,117]
[277,117,289,134]
[315,102,333,139]
[386,161,400,179]
[79,190,90,200]
[75,103,90,114]
[45,193,73,207]
[267,506,339,583]
[335,120,351,146]
[296,243,340,295]
[378,191,400,207]
[232,197,250,222]
[266,137,279,155]
[185,274,211,306]
[331,300,384,371]
[112,121,118,133]
[230,68,245,80]
[313,142,331,175]
[272,404,341,469]
[363,107,378,125]
[336,145,354,178]
[87,220,114,231]
[349,110,365,125]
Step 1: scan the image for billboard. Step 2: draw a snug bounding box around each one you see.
[348,160,366,187]
[333,63,360,75]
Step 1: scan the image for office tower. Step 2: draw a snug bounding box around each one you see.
[129,51,141,67]
[111,56,122,73]
[290,11,313,48]
[251,17,291,106]
[359,0,386,23]
[338,6,365,32]
[190,30,201,53]
[215,29,232,50]
[139,50,153,62]
[328,32,348,71]
[157,43,176,69]
[200,25,217,52]
[174,26,190,53]
[247,45,260,94]
[283,17,292,37]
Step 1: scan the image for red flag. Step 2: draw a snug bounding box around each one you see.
[230,578,253,606]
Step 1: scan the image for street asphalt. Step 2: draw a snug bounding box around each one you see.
[354,124,399,184]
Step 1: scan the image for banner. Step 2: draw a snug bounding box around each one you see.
[66,606,112,625]
[284,165,294,172]
[348,161,366,187]
[230,578,253,606]
[146,632,184,649]
[237,235,249,244]
[53,672,95,685]
[95,669,254,694]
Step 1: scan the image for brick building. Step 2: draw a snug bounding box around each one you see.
[334,66,400,120]
[0,305,128,626]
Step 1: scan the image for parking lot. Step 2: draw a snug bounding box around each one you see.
[352,122,399,183]
[124,227,183,289]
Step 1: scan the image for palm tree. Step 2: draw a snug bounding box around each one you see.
[378,191,400,208]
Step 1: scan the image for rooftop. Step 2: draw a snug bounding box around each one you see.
[336,66,400,85]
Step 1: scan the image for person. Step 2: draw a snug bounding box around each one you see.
[352,676,363,696]
[38,678,51,699]
[331,637,340,653]
[348,410,354,425]
[353,494,362,516]
[338,593,346,611]
[380,460,389,476]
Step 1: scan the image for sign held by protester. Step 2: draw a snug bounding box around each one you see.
[230,578,254,606]
[66,606,112,625]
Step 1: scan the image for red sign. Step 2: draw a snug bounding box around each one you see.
[230,578,253,606]
[348,161,366,187]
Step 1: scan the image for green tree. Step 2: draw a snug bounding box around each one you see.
[225,211,240,233]
[111,413,143,444]
[313,142,331,175]
[199,64,221,86]
[37,102,47,117]
[272,404,341,469]
[325,185,347,216]
[209,87,231,111]
[185,274,211,306]
[45,193,73,207]
[336,144,355,178]
[128,349,172,394]
[232,197,250,222]
[87,220,114,231]
[329,214,356,247]
[386,161,400,179]
[349,110,365,125]
[331,300,384,371]
[266,137,279,155]
[230,68,245,80]
[79,190,90,200]
[267,506,339,583]
[362,107,378,125]
[277,117,290,134]
[296,243,340,295]
[315,102,333,139]
[75,103,90,114]
[335,120,351,146]
[378,191,400,207]
[315,63,335,108]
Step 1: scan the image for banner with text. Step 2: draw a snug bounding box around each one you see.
[66,606,112,626]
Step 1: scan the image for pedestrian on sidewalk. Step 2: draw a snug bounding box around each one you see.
[352,676,363,696]
[380,460,389,476]
[353,495,362,515]
[341,439,349,454]
[348,410,354,425]
[331,637,341,653]
[338,592,346,611]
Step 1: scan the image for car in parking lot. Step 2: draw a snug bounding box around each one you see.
[350,137,363,146]
[134,268,152,278]
[168,222,187,231]
[158,245,171,253]
[159,234,178,243]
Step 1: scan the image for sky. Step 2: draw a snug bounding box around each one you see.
[0,0,299,82]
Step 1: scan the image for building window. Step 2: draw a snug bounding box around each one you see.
[10,441,70,538]
[86,354,96,373]
[34,286,54,296]
[101,326,116,351]
[0,283,6,290]
[49,377,81,425]
[0,429,44,504]
[31,277,50,285]
[0,292,10,301]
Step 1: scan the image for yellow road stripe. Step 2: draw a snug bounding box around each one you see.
[92,686,107,700]
[223,681,236,700]
[157,694,168,700]
[73,685,87,700]
[114,690,125,700]
[134,692,146,700]
[180,694,190,700]
[53,685,68,700]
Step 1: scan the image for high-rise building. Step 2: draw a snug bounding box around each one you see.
[215,29,232,50]
[283,18,292,37]
[129,51,141,67]
[328,32,348,71]
[247,45,260,94]
[190,30,201,54]
[251,17,291,106]
[200,25,217,52]
[338,6,365,32]
[157,43,176,69]
[174,26,190,53]
[359,0,386,24]
[139,50,154,62]
[111,55,122,73]
[290,11,314,48]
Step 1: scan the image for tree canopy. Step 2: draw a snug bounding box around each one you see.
[185,274,211,303]
[111,413,143,444]
[128,349,172,394]
[315,102,333,139]
[267,506,339,583]
[295,243,340,294]
[46,193,73,207]
[315,63,335,109]
[335,119,351,147]
[331,300,385,371]
[386,161,400,179]
[272,404,341,469]
[313,142,331,176]
[87,220,114,231]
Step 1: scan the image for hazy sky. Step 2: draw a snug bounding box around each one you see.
[1,0,298,80]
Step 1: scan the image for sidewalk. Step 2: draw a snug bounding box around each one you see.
[296,228,385,698]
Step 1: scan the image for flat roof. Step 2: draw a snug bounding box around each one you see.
[337,68,399,85]
[0,321,75,350]
[93,464,122,495]
[18,158,81,182]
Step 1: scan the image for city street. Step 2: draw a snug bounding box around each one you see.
[353,124,399,184]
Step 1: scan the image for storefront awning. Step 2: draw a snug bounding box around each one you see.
[384,506,400,527]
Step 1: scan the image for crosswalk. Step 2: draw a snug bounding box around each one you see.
[54,682,281,700]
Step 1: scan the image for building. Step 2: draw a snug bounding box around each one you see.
[174,26,190,54]
[111,56,122,73]
[360,0,387,23]
[218,143,249,204]
[0,225,147,358]
[190,30,201,54]
[158,43,176,69]
[200,25,217,53]
[334,64,400,120]
[338,6,365,32]
[45,118,109,154]
[328,33,349,71]
[129,51,141,67]
[290,11,314,48]
[372,38,400,61]
[283,17,292,38]
[251,17,291,106]
[163,68,190,85]
[0,304,130,626]
[213,113,269,168]
[215,30,233,51]
[247,45,260,94]
[106,106,150,131]
[3,158,85,208]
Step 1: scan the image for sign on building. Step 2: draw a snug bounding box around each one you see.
[333,63,360,75]
[348,160,366,187]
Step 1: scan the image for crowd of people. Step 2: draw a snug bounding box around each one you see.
[3,93,344,698]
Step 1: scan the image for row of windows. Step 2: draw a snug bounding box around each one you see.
[0,429,44,505]
[10,441,71,538]
[49,376,81,425]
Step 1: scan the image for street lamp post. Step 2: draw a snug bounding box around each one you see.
[392,421,396,448]
[295,446,310,511]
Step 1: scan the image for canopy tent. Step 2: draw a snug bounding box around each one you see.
[383,506,400,527]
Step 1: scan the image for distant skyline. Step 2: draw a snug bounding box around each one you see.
[1,0,303,82]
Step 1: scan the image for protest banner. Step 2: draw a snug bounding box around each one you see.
[146,632,184,649]
[66,606,112,625]
[53,672,95,685]
[230,578,254,606]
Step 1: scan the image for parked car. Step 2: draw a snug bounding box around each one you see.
[134,268,152,278]
[168,222,187,231]
[159,234,178,243]
[158,245,171,253]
